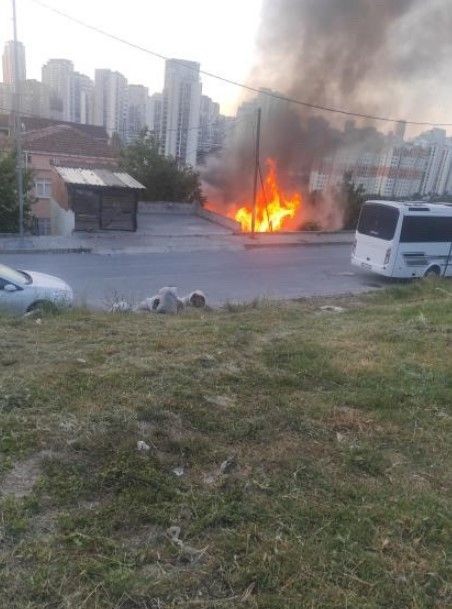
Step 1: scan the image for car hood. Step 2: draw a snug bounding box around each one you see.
[24,270,71,291]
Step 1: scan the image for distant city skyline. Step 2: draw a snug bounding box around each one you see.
[0,0,263,115]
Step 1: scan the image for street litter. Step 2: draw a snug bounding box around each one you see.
[137,440,151,452]
[166,526,207,563]
[110,301,132,313]
[155,287,183,314]
[181,290,206,308]
[220,455,237,474]
[320,305,345,313]
[134,287,207,314]
[172,466,185,477]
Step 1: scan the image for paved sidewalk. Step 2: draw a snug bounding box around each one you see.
[0,210,354,255]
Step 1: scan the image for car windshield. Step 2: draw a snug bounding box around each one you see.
[0,263,30,286]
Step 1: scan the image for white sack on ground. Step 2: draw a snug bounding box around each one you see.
[134,296,160,312]
[155,287,183,314]
[110,301,132,313]
[181,290,206,308]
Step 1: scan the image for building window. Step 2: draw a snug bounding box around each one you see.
[35,179,52,199]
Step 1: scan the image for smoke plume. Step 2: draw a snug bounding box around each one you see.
[202,0,452,229]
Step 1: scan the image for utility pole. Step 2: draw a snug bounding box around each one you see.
[12,0,25,238]
[251,107,261,236]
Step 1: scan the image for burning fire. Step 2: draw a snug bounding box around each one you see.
[218,159,301,233]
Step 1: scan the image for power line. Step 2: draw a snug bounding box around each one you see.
[29,0,452,128]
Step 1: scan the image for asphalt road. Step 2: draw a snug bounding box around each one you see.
[1,245,389,308]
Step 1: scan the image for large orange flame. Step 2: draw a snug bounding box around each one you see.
[208,159,302,233]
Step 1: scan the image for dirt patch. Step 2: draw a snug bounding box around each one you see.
[0,451,53,499]
[324,406,376,433]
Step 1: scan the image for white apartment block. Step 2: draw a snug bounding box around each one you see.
[310,127,452,200]
[42,59,74,122]
[197,95,220,160]
[72,72,94,125]
[146,92,163,139]
[309,144,429,198]
[126,84,148,142]
[0,82,13,112]
[161,59,201,166]
[94,69,128,139]
[2,40,26,85]
[20,79,51,119]
[414,129,452,196]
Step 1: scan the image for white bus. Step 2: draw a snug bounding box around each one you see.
[351,200,452,278]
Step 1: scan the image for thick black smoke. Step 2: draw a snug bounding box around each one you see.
[202,0,452,229]
[251,0,452,118]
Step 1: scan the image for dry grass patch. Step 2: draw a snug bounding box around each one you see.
[0,281,451,608]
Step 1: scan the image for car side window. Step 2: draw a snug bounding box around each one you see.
[0,278,7,290]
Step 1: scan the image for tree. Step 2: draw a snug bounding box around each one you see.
[120,130,205,204]
[0,151,33,233]
[338,171,366,229]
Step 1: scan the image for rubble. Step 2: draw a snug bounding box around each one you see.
[320,305,345,313]
[220,455,237,474]
[109,287,207,315]
[155,287,183,314]
[134,287,207,315]
[137,440,151,452]
[181,290,207,309]
[110,300,132,313]
[135,296,159,312]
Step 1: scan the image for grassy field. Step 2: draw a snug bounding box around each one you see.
[0,281,451,609]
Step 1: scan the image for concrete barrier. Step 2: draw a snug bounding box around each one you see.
[138,201,197,215]
[196,207,241,232]
[0,235,91,254]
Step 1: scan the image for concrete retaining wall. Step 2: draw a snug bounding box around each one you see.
[0,235,90,253]
[138,201,197,215]
[196,207,241,232]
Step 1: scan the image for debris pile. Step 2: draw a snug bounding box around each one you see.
[111,288,207,315]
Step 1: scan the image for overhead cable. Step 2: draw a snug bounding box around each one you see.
[28,0,452,127]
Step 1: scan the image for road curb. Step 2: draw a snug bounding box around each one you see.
[244,241,353,249]
[1,248,92,255]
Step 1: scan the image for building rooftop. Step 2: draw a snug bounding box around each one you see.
[21,124,117,158]
[0,113,109,140]
[54,166,145,190]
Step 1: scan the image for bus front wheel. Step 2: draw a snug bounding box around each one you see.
[424,266,441,278]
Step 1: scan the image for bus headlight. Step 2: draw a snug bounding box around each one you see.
[384,248,392,265]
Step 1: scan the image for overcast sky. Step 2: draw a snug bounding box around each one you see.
[0,0,263,115]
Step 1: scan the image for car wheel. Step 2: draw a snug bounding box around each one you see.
[27,300,58,314]
[424,266,441,278]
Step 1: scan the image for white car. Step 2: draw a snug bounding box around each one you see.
[0,263,73,315]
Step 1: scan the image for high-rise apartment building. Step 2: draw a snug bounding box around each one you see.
[0,82,13,113]
[42,59,74,121]
[2,40,26,85]
[414,129,452,196]
[146,92,163,138]
[72,72,94,125]
[126,84,148,142]
[20,80,51,119]
[94,69,128,139]
[161,59,202,166]
[197,94,220,162]
[309,142,430,199]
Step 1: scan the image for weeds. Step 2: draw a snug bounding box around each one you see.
[0,282,451,608]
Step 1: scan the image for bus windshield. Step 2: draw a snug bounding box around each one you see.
[357,203,400,241]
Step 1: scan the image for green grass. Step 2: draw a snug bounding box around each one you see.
[0,281,451,608]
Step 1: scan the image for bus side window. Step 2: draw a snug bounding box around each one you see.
[400,217,452,243]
